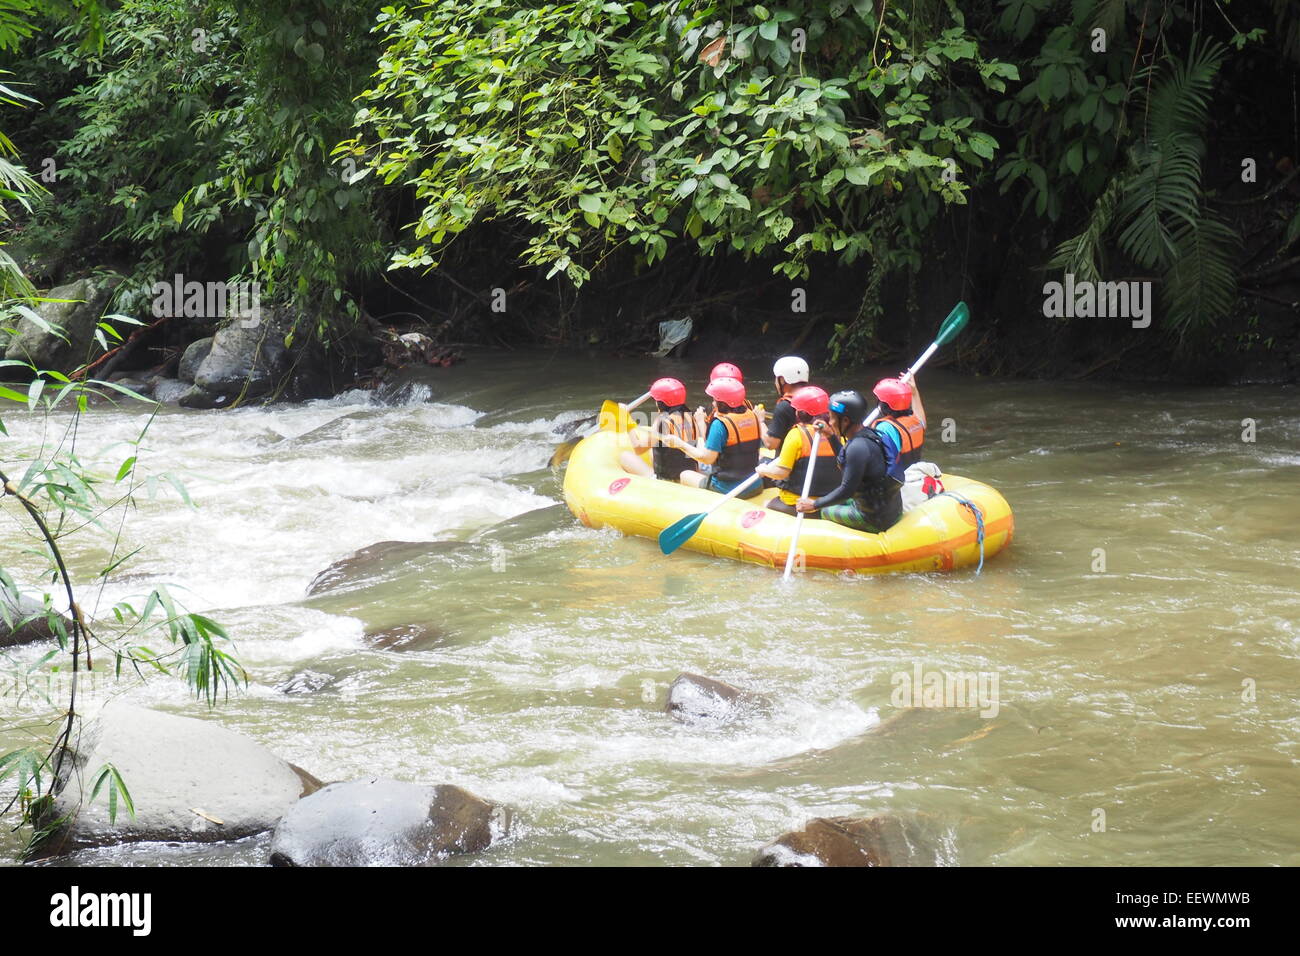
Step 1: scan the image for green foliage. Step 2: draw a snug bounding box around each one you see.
[21,0,385,339]
[349,0,1011,300]
[2,302,245,842]
[88,762,135,823]
[1050,36,1238,338]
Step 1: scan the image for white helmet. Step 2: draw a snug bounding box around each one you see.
[772,355,810,385]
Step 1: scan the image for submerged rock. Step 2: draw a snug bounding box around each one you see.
[754,815,937,867]
[275,670,341,695]
[32,703,322,858]
[363,623,444,652]
[268,777,511,866]
[306,540,474,595]
[665,672,768,726]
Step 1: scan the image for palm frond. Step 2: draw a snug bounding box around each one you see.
[1049,176,1122,282]
[1114,137,1203,268]
[1143,35,1225,147]
[1162,213,1240,338]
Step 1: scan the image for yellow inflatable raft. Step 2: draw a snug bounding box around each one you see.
[562,428,1013,574]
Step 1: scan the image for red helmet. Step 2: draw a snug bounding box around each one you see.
[710,362,743,382]
[873,378,913,411]
[788,385,829,417]
[705,376,746,407]
[649,377,686,406]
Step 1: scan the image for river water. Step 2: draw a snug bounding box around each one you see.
[2,349,1297,866]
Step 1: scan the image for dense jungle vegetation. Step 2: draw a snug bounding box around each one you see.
[1,0,1297,383]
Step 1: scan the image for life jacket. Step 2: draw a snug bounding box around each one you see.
[876,410,925,482]
[777,423,841,498]
[712,408,762,485]
[651,408,696,481]
[841,428,902,529]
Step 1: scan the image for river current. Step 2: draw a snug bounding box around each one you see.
[2,350,1297,866]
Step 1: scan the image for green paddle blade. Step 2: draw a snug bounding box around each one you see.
[935,301,970,346]
[659,511,707,555]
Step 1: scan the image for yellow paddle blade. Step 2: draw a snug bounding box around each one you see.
[598,400,639,433]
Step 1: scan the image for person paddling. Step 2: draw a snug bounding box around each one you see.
[871,377,927,483]
[764,355,812,449]
[756,385,841,516]
[668,376,763,498]
[620,378,697,480]
[796,389,902,533]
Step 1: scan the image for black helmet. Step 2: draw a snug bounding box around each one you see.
[828,389,869,422]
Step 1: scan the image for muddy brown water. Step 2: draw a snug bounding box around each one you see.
[1,350,1297,866]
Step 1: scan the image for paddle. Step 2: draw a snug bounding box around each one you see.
[659,300,971,558]
[658,470,763,554]
[863,301,969,428]
[781,421,825,580]
[549,391,653,468]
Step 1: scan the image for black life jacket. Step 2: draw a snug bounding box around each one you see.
[651,408,696,481]
[712,409,762,485]
[876,409,925,482]
[842,428,902,529]
[776,423,841,498]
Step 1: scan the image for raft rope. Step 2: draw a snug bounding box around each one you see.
[934,491,986,575]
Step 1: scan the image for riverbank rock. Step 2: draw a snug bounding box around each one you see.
[149,377,190,404]
[0,586,67,647]
[3,274,121,374]
[178,383,233,409]
[188,307,292,403]
[268,778,511,866]
[753,815,937,867]
[666,672,768,726]
[178,336,214,383]
[32,703,322,858]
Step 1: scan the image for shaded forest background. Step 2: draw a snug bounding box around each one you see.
[1,0,1297,388]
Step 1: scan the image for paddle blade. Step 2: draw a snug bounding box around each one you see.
[658,512,706,555]
[548,437,580,469]
[598,399,641,433]
[935,302,970,346]
[597,400,621,432]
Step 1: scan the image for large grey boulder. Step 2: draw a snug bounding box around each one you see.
[268,777,511,866]
[178,336,214,384]
[754,815,938,867]
[666,672,769,726]
[0,585,66,647]
[192,309,291,400]
[3,275,122,373]
[33,703,321,858]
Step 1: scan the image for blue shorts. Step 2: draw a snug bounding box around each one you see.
[708,475,762,498]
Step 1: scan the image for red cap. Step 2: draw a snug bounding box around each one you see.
[649,377,686,406]
[789,385,829,416]
[710,362,743,382]
[705,376,746,406]
[873,378,913,411]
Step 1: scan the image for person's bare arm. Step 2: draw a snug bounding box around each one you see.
[910,381,926,428]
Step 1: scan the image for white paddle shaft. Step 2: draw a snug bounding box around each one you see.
[863,341,938,427]
[782,423,824,580]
